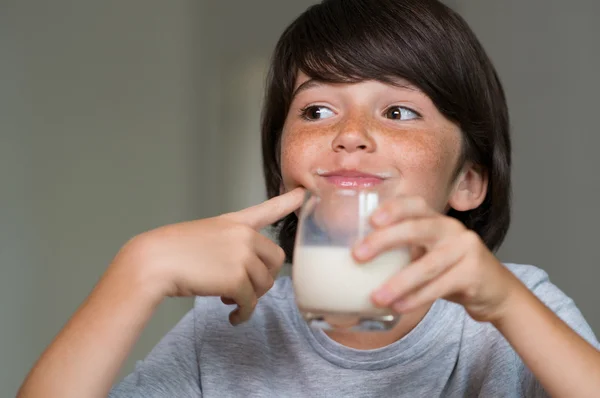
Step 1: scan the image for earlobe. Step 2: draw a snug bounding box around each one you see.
[448,165,488,212]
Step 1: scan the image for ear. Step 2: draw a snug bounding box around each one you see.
[448,163,488,212]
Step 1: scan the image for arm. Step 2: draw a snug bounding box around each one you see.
[357,195,600,398]
[17,253,163,398]
[18,188,304,398]
[493,278,600,398]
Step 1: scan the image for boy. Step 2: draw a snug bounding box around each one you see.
[19,1,600,397]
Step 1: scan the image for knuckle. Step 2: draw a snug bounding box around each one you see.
[262,277,275,294]
[449,218,466,231]
[231,224,255,242]
[462,230,481,246]
[231,268,248,290]
[275,246,286,264]
[271,262,284,278]
[406,220,423,237]
[422,260,440,280]
[463,284,479,301]
[235,246,254,266]
[223,284,239,300]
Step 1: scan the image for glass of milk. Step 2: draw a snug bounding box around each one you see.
[292,186,410,331]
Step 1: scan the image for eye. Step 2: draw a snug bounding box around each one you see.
[384,106,420,121]
[300,105,335,121]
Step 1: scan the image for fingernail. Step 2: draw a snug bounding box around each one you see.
[354,244,371,259]
[372,211,390,226]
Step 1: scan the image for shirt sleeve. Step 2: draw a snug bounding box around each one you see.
[109,308,202,398]
[514,267,600,397]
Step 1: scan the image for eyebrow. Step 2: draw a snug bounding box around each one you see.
[291,79,324,100]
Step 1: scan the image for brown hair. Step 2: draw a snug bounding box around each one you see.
[261,0,511,261]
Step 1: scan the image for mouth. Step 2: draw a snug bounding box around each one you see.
[316,169,391,188]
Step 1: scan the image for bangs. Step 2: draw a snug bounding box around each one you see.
[283,0,454,92]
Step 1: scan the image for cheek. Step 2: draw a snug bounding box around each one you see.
[280,126,325,189]
[397,134,453,173]
[390,128,461,198]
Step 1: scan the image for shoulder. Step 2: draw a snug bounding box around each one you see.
[458,262,598,356]
[504,262,579,317]
[503,262,554,292]
[503,262,563,307]
[503,262,548,285]
[463,263,598,350]
[459,262,588,341]
[450,263,597,395]
[503,262,598,347]
[504,263,581,316]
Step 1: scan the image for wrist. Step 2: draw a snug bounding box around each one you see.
[488,272,530,327]
[472,263,528,324]
[108,234,170,306]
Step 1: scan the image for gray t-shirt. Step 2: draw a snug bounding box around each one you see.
[110,263,599,397]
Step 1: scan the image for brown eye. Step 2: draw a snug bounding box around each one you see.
[385,106,420,121]
[301,106,335,121]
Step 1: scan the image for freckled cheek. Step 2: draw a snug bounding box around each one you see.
[280,130,323,190]
[392,136,458,196]
[400,146,446,174]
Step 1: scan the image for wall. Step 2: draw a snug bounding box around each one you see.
[1,1,206,395]
[208,0,321,212]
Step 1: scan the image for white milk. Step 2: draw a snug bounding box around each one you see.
[293,246,411,315]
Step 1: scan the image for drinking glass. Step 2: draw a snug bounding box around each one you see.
[292,185,411,331]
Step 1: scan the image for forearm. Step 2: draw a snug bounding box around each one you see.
[493,282,600,398]
[18,257,163,398]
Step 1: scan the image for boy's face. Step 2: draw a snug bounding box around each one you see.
[280,72,486,213]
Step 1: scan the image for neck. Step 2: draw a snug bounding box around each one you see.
[325,304,432,350]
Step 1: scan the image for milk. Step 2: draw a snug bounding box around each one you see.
[293,246,410,315]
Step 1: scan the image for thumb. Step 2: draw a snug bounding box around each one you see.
[225,187,305,230]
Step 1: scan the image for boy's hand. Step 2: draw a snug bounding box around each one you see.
[354,196,519,323]
[118,188,305,325]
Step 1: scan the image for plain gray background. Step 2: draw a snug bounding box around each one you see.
[2,1,598,396]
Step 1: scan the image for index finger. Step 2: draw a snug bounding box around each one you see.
[227,187,305,230]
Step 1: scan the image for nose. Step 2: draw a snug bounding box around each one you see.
[331,119,376,153]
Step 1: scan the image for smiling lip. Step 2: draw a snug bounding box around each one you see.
[318,170,389,188]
